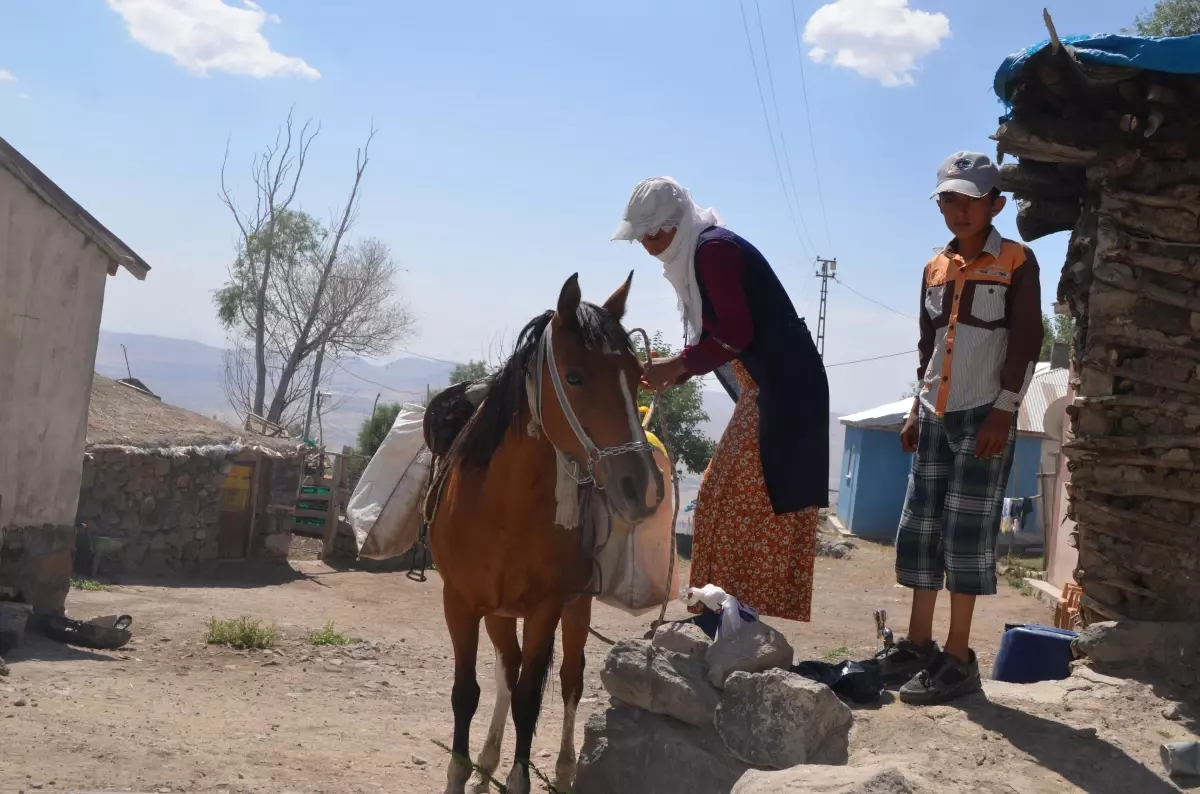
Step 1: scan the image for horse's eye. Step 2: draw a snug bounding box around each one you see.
[565,371,583,387]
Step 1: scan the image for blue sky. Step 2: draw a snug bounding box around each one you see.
[0,0,1141,414]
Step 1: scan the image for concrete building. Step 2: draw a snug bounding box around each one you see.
[0,135,149,613]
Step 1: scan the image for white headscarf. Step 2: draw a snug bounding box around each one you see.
[611,177,724,345]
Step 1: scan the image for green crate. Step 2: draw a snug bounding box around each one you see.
[301,486,332,495]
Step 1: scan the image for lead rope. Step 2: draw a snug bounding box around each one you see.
[584,329,682,647]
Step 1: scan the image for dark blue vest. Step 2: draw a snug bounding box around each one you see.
[695,227,829,513]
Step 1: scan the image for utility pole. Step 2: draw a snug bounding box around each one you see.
[814,257,837,360]
[302,341,327,442]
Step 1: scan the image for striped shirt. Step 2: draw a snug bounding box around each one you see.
[916,227,1044,417]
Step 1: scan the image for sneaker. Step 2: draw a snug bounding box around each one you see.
[870,638,940,686]
[899,650,983,705]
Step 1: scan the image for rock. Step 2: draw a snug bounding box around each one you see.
[0,657,7,676]
[714,669,853,769]
[599,640,719,728]
[652,622,713,660]
[1163,703,1184,721]
[574,700,749,794]
[733,764,920,793]
[706,621,794,688]
[263,533,292,558]
[13,697,26,707]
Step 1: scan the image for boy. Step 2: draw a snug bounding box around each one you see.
[878,151,1043,705]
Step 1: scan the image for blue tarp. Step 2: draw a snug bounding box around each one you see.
[994,33,1200,105]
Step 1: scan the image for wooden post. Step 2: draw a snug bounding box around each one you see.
[321,453,348,559]
[244,457,263,559]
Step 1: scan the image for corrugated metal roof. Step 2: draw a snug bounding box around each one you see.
[841,364,1069,437]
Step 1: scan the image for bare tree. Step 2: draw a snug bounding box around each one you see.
[215,111,414,427]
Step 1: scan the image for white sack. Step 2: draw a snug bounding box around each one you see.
[346,404,431,560]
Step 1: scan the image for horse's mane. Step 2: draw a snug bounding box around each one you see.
[457,301,632,469]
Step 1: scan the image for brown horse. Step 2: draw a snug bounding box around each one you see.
[428,273,664,794]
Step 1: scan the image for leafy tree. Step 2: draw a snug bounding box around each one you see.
[348,401,403,485]
[449,360,490,385]
[1131,0,1200,36]
[633,332,717,473]
[1040,312,1076,361]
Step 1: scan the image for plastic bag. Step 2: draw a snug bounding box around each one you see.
[682,584,758,640]
[590,444,679,615]
[346,405,431,560]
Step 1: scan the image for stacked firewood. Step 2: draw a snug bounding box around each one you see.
[993,31,1200,624]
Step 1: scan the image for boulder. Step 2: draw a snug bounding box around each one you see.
[706,621,794,688]
[600,639,720,728]
[574,700,749,794]
[653,621,713,660]
[714,669,853,769]
[733,764,920,793]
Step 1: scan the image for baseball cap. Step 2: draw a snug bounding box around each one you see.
[611,177,687,241]
[931,151,1001,199]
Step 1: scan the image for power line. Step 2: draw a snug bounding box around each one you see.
[752,0,816,254]
[825,349,917,368]
[331,358,429,397]
[789,0,833,248]
[833,276,918,320]
[738,0,813,262]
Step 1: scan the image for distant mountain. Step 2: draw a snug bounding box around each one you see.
[95,331,845,492]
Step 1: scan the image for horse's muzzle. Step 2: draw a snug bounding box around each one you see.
[606,450,664,523]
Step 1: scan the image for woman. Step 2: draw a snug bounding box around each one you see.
[611,176,829,622]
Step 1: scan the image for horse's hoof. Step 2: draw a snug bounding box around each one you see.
[467,772,492,794]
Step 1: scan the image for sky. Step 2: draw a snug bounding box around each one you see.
[0,0,1143,415]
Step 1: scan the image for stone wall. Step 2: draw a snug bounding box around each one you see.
[74,449,295,575]
[0,524,75,615]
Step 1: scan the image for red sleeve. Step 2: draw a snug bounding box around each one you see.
[680,239,754,377]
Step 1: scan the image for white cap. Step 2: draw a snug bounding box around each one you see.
[611,177,688,241]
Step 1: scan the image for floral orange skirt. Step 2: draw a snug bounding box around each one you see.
[688,362,818,622]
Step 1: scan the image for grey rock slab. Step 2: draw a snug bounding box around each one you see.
[599,639,719,728]
[733,763,922,793]
[574,700,750,794]
[706,621,794,688]
[652,621,713,660]
[714,669,853,769]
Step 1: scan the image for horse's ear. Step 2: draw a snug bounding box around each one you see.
[603,270,634,322]
[556,273,582,328]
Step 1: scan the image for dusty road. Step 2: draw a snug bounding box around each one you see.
[1,542,1193,793]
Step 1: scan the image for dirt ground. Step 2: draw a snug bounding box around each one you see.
[1,540,1196,794]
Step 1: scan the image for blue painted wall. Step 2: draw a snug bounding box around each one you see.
[837,425,1045,542]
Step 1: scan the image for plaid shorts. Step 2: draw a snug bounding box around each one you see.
[895,403,1016,596]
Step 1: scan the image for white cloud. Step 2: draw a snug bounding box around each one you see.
[105,0,319,79]
[804,0,950,87]
[0,69,16,82]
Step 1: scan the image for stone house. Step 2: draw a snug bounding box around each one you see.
[75,375,306,575]
[0,135,149,614]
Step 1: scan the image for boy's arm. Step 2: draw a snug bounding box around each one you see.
[912,268,934,415]
[993,248,1044,413]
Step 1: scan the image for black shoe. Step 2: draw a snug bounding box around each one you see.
[870,638,940,687]
[899,650,982,705]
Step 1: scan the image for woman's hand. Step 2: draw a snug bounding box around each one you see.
[643,354,687,392]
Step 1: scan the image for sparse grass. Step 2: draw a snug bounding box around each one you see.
[308,621,357,646]
[1000,556,1038,597]
[823,645,853,663]
[70,578,110,592]
[205,616,278,650]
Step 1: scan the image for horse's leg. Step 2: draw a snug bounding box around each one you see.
[556,596,591,790]
[469,616,521,794]
[443,586,482,794]
[504,604,561,794]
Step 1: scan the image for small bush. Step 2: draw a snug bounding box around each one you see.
[309,621,357,646]
[205,616,278,650]
[822,645,852,663]
[70,578,109,592]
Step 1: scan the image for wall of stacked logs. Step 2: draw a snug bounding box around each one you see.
[993,35,1200,624]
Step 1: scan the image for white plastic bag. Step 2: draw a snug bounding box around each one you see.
[345,404,431,560]
[591,445,679,615]
[682,584,757,640]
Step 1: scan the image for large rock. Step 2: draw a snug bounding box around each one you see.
[600,639,720,728]
[714,669,853,769]
[574,700,749,794]
[733,764,920,793]
[706,621,794,688]
[653,621,713,660]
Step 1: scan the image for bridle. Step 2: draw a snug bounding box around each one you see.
[526,321,653,489]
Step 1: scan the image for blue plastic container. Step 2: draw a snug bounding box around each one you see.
[991,623,1078,684]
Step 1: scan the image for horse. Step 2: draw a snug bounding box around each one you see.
[427,272,665,794]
